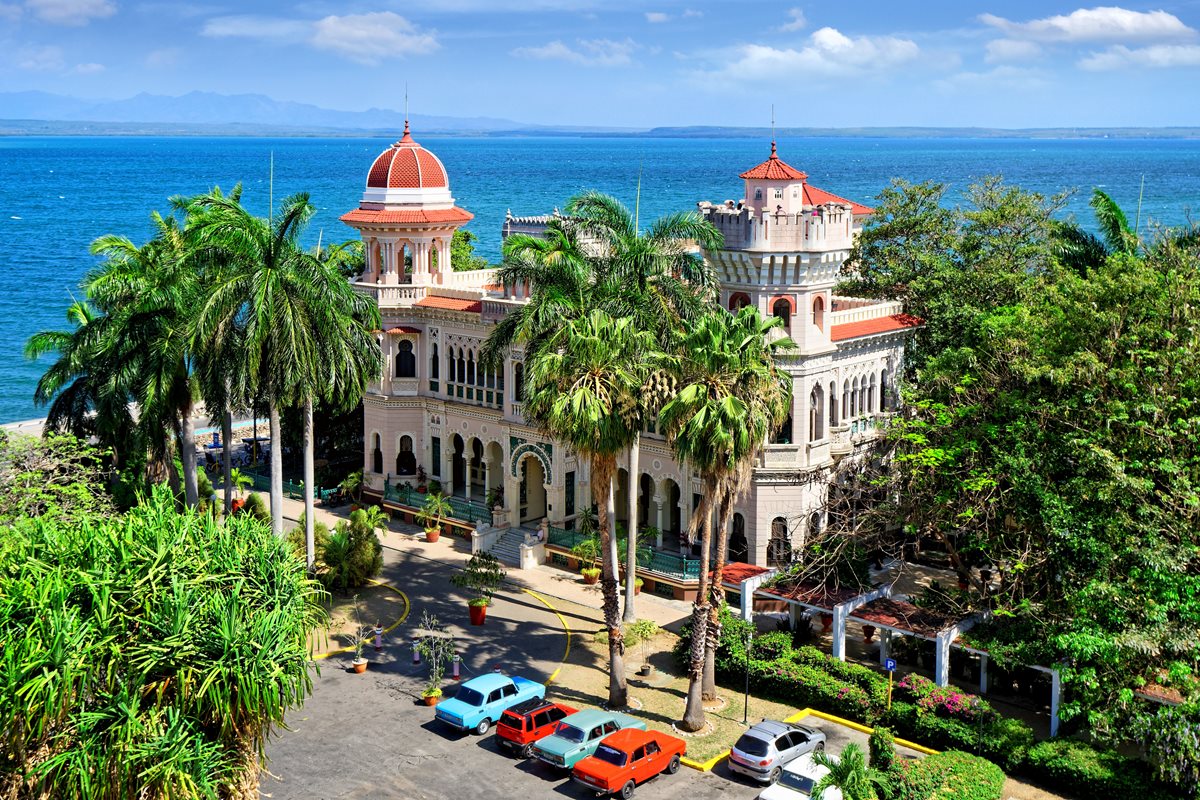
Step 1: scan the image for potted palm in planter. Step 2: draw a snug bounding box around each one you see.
[417,492,452,543]
[572,533,601,584]
[450,551,507,625]
[349,596,371,674]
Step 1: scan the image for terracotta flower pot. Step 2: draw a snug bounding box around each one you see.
[469,603,488,625]
[862,624,876,644]
[582,571,599,585]
[425,527,440,543]
[821,614,833,633]
[352,658,368,674]
[423,694,440,706]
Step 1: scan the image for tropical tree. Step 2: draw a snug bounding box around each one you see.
[186,190,380,547]
[85,211,206,506]
[563,190,722,622]
[659,305,793,729]
[812,743,882,800]
[524,310,659,708]
[25,300,138,472]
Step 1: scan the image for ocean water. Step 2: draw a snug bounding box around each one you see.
[1,134,1198,423]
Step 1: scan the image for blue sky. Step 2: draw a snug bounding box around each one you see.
[1,1,1199,127]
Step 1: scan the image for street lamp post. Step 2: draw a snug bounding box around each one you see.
[742,628,753,725]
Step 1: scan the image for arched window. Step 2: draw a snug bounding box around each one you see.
[812,295,825,331]
[372,433,383,474]
[829,381,838,427]
[729,292,751,312]
[808,512,821,538]
[448,347,457,383]
[395,340,416,378]
[842,380,850,420]
[729,513,748,563]
[868,374,877,413]
[513,361,525,402]
[466,352,476,385]
[396,435,416,475]
[880,368,890,411]
[851,377,859,418]
[430,343,439,380]
[772,298,792,330]
[768,517,791,566]
[808,384,824,442]
[457,350,466,385]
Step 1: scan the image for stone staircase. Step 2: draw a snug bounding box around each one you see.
[487,527,531,567]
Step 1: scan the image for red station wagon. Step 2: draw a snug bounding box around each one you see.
[572,728,686,799]
[495,698,578,758]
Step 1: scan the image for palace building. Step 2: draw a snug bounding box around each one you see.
[342,124,917,593]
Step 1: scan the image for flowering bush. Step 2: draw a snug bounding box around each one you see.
[897,673,997,723]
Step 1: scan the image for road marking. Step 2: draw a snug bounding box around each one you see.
[313,579,410,660]
[521,588,572,684]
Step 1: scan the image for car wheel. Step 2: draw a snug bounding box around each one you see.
[474,718,491,736]
[815,741,825,753]
[519,743,533,759]
[620,780,636,799]
[665,754,681,774]
[768,767,782,784]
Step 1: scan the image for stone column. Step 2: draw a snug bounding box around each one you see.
[652,500,664,548]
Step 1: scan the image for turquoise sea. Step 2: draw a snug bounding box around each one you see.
[2,134,1199,423]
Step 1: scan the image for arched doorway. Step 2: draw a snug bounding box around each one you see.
[372,433,383,474]
[772,297,792,330]
[519,455,547,523]
[638,473,655,529]
[663,479,682,540]
[469,438,485,498]
[395,435,416,476]
[395,340,416,378]
[614,468,630,529]
[767,516,791,566]
[485,441,505,507]
[451,434,466,494]
[728,513,748,563]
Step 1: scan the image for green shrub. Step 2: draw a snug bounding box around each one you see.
[792,646,890,708]
[319,521,382,594]
[751,631,793,661]
[869,725,895,772]
[241,491,269,522]
[285,521,331,562]
[885,701,1033,770]
[1022,739,1171,799]
[747,656,878,722]
[890,751,1005,800]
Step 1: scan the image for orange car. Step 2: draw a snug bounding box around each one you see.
[571,728,686,799]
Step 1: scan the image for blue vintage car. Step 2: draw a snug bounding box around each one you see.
[434,673,546,735]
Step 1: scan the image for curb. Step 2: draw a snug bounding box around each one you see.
[313,579,411,661]
[520,588,573,685]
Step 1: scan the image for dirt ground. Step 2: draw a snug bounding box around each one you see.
[308,582,409,657]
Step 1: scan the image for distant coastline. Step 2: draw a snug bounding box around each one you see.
[3,118,1200,140]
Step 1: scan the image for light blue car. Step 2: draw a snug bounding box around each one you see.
[531,708,648,770]
[434,673,545,735]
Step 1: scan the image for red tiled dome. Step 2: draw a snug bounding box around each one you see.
[366,122,449,190]
[739,141,807,181]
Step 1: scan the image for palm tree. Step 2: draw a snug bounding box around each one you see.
[562,190,722,623]
[525,310,658,708]
[228,467,253,497]
[660,306,793,730]
[25,299,137,468]
[85,211,204,506]
[186,191,376,544]
[812,743,882,800]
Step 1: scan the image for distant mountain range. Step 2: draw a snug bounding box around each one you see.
[2,91,1198,139]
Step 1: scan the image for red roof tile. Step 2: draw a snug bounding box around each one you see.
[716,562,771,586]
[803,184,874,216]
[340,207,474,225]
[414,296,483,313]
[385,326,421,334]
[739,141,808,181]
[758,580,862,610]
[365,122,450,190]
[830,313,922,342]
[851,598,961,639]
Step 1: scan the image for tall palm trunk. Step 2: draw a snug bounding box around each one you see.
[593,456,627,708]
[181,404,199,509]
[303,396,316,570]
[268,401,284,536]
[623,435,640,623]
[681,482,714,731]
[222,410,234,515]
[704,483,735,700]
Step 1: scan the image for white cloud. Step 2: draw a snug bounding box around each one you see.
[17,44,64,70]
[201,15,308,41]
[0,3,22,21]
[981,6,1195,43]
[781,7,806,32]
[24,0,115,25]
[936,65,1049,92]
[311,12,438,65]
[72,61,104,73]
[1080,43,1200,70]
[703,26,918,81]
[682,8,702,18]
[645,11,668,23]
[985,38,1041,63]
[512,37,637,67]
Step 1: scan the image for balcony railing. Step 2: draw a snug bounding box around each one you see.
[545,525,703,582]
[382,481,491,524]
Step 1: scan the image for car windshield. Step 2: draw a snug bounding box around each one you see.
[555,724,586,743]
[500,712,523,729]
[734,734,770,757]
[779,772,816,793]
[593,745,627,767]
[456,688,485,706]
